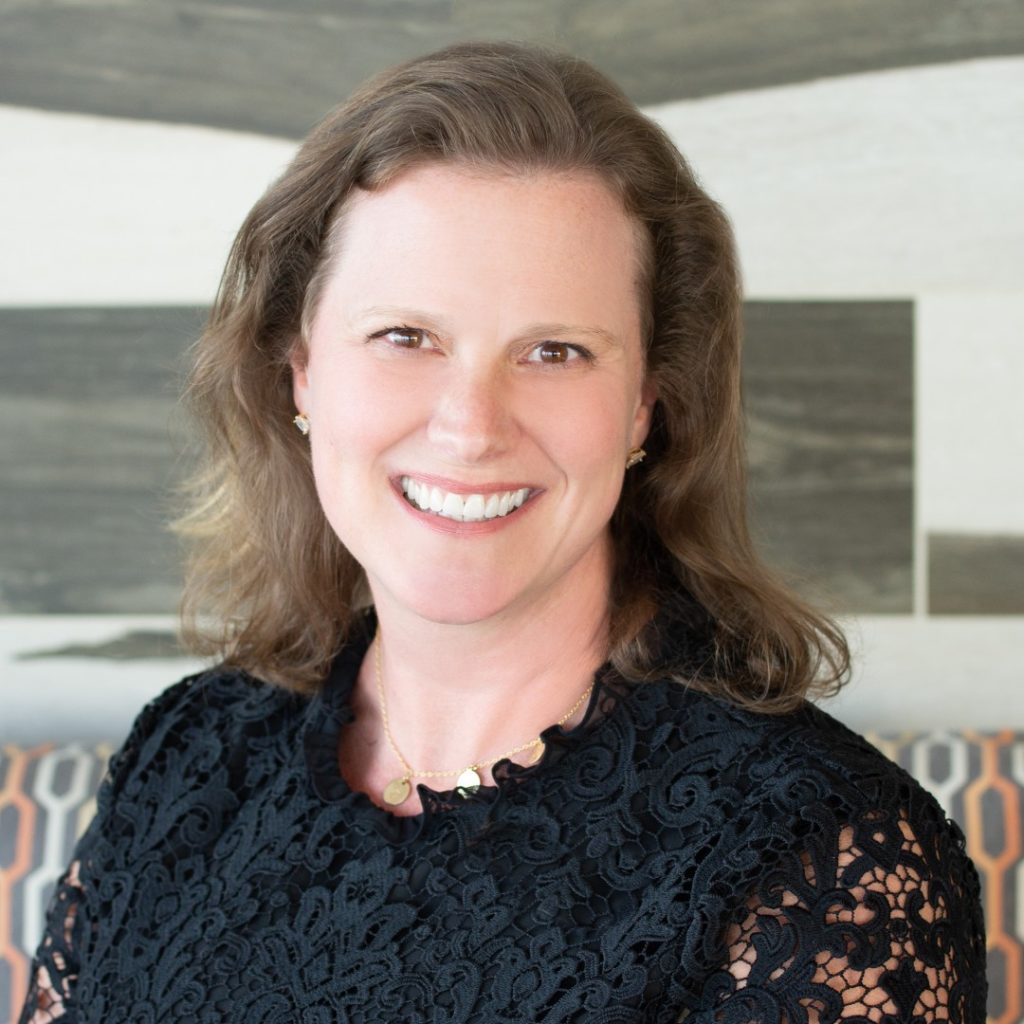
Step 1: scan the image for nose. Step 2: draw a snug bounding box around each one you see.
[426,361,518,463]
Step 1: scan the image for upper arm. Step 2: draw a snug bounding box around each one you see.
[19,858,86,1023]
[696,803,986,1023]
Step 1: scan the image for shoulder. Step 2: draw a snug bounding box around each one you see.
[741,696,955,831]
[628,681,987,991]
[100,664,307,807]
[643,678,940,811]
[123,663,302,744]
[623,678,976,877]
[666,695,988,1013]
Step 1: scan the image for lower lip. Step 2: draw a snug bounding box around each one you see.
[392,482,539,535]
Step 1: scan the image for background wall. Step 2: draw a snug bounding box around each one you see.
[3,0,1021,738]
[0,17,1020,716]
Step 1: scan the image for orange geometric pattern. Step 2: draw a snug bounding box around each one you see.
[0,743,51,1023]
[961,731,1022,1024]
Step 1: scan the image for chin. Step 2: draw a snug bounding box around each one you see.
[386,572,526,627]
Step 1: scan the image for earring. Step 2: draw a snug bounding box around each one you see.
[625,447,646,469]
[293,413,310,436]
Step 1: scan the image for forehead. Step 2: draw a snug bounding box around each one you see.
[313,163,646,339]
[347,161,636,240]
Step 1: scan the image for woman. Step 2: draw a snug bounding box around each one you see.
[21,41,985,1022]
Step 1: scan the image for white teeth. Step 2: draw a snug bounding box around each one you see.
[441,492,464,518]
[399,476,531,522]
[462,494,486,521]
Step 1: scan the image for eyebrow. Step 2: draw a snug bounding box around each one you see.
[354,306,623,348]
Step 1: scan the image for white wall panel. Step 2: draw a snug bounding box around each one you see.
[827,614,1024,730]
[649,57,1024,298]
[4,614,1021,741]
[0,106,295,305]
[4,58,1022,306]
[1,616,205,743]
[918,293,1024,533]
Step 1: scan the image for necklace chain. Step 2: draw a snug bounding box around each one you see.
[372,629,594,803]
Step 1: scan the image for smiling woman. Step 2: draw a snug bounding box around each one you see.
[19,40,986,1024]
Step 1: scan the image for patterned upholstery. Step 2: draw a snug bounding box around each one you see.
[864,730,1023,1024]
[1,733,1021,1023]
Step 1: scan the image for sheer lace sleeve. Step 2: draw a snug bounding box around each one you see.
[16,678,200,1024]
[689,795,987,1023]
[18,858,88,1023]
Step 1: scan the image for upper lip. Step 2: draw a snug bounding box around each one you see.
[394,472,540,496]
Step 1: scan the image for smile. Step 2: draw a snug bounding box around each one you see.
[399,476,531,522]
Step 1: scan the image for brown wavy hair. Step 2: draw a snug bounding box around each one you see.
[174,40,849,711]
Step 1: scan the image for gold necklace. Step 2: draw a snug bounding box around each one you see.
[372,630,594,807]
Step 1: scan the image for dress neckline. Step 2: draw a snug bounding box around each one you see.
[301,606,623,844]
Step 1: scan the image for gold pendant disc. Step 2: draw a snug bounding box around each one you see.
[455,767,482,796]
[383,777,411,806]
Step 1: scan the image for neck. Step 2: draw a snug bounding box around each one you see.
[356,540,613,776]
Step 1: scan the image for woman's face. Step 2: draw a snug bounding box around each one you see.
[292,163,656,627]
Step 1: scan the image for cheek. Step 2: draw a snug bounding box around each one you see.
[554,381,635,452]
[539,386,632,495]
[304,371,393,513]
[310,359,413,452]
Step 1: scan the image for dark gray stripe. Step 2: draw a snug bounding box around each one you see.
[3,303,915,614]
[0,307,206,613]
[743,301,914,614]
[1,0,1020,136]
[929,534,1024,614]
[16,629,185,660]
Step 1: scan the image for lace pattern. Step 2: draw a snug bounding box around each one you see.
[19,615,986,1023]
[701,812,975,1021]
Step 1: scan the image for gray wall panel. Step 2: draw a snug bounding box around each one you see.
[3,302,915,614]
[743,301,914,613]
[0,307,204,612]
[929,534,1024,614]
[1,0,1020,136]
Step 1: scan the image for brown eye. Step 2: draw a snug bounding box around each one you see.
[386,327,425,348]
[369,326,437,351]
[532,341,582,364]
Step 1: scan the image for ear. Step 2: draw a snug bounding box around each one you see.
[631,376,658,448]
[289,340,312,415]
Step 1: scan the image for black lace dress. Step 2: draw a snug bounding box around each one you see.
[20,608,986,1023]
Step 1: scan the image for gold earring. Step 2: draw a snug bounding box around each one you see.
[625,447,646,469]
[293,413,310,436]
